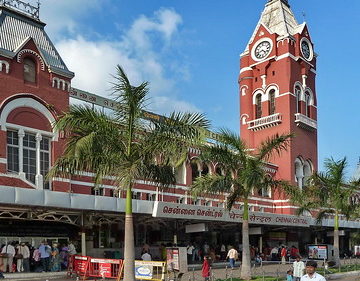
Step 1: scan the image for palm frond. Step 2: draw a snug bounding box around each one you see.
[226,185,247,211]
[315,209,335,225]
[256,133,293,162]
[191,174,233,198]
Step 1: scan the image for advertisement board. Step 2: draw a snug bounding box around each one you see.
[135,261,154,280]
[308,245,328,260]
[166,247,187,273]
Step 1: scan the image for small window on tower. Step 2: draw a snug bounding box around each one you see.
[305,92,311,117]
[269,89,276,115]
[23,58,36,83]
[272,71,275,76]
[255,77,258,82]
[295,86,302,113]
[255,94,262,119]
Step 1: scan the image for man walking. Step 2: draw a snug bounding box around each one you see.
[293,256,305,281]
[300,261,326,281]
[226,246,238,269]
[16,242,30,272]
[39,241,51,272]
[1,242,15,273]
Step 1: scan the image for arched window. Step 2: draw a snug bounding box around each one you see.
[268,89,276,115]
[202,164,209,176]
[255,94,262,119]
[215,165,223,176]
[305,92,311,117]
[303,160,312,187]
[295,158,304,189]
[23,58,36,83]
[191,161,200,183]
[295,86,302,113]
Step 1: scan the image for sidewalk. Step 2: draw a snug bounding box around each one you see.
[2,271,66,280]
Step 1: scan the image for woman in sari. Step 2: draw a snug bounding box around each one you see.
[50,243,61,272]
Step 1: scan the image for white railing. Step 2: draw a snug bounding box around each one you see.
[247,113,282,131]
[294,113,317,130]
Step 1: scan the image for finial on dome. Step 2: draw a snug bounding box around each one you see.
[267,0,290,7]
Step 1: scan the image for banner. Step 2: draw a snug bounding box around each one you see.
[152,201,311,227]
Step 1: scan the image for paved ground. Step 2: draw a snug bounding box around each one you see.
[3,261,360,280]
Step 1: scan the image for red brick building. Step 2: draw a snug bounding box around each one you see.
[0,0,358,258]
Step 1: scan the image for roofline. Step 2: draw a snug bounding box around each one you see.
[49,66,75,79]
[0,5,45,26]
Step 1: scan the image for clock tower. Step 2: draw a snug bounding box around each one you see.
[239,0,318,192]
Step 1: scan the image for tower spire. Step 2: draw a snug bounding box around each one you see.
[267,0,290,7]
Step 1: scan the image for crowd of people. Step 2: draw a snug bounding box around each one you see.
[0,240,77,274]
[185,241,303,265]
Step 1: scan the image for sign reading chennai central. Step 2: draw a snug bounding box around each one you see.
[152,202,310,227]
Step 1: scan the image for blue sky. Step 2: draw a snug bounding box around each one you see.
[36,0,360,175]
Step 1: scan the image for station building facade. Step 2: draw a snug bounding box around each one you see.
[0,0,359,259]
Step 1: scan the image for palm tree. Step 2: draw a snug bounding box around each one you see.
[191,129,292,280]
[49,65,210,281]
[290,157,360,266]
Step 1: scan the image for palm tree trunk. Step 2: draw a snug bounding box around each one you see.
[240,200,251,280]
[333,212,340,266]
[123,186,135,281]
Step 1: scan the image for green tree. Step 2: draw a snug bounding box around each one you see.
[49,66,210,281]
[291,157,360,265]
[191,129,292,280]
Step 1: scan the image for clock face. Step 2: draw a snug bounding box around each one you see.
[254,41,272,60]
[301,39,312,61]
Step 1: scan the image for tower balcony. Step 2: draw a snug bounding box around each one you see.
[294,113,317,131]
[248,113,282,131]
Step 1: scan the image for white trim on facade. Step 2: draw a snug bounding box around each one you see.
[0,95,58,140]
[239,67,252,74]
[0,158,7,164]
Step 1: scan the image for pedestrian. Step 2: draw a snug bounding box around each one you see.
[39,241,51,272]
[68,241,77,256]
[201,256,211,281]
[203,242,210,256]
[226,246,238,269]
[220,244,226,261]
[60,244,69,269]
[142,243,150,255]
[32,246,41,272]
[141,250,152,261]
[186,243,194,264]
[281,246,287,264]
[293,256,305,281]
[300,260,326,281]
[0,242,15,272]
[50,243,61,272]
[270,246,278,261]
[287,269,294,281]
[16,242,30,272]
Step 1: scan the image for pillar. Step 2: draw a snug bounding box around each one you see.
[259,236,263,253]
[35,132,43,189]
[18,129,25,179]
[81,214,86,255]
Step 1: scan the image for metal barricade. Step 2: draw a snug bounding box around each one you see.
[72,255,90,278]
[88,258,123,279]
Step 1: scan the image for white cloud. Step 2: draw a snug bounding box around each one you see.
[53,7,200,115]
[40,0,102,40]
